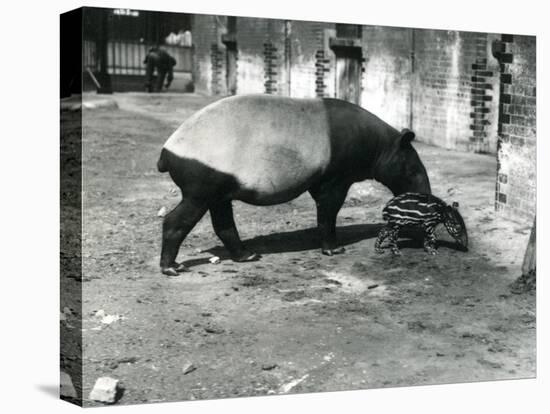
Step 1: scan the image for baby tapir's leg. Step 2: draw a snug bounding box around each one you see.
[423,223,437,255]
[375,225,401,255]
[375,226,392,253]
[387,225,401,255]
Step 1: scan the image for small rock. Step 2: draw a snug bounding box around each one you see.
[89,377,120,404]
[169,187,178,195]
[209,256,220,264]
[94,309,106,318]
[182,362,196,375]
[157,206,167,217]
[261,363,278,371]
[60,371,77,398]
[204,325,225,334]
[101,314,123,325]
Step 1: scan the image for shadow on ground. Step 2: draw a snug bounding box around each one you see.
[184,223,384,267]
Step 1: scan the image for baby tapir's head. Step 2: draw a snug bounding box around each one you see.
[443,202,468,251]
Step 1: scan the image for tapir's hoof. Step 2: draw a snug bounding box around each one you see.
[375,248,385,254]
[390,249,402,256]
[161,267,179,276]
[322,247,346,256]
[161,262,188,276]
[232,252,260,262]
[425,249,437,255]
[175,262,189,272]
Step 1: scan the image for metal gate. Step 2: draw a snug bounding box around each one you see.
[82,7,193,92]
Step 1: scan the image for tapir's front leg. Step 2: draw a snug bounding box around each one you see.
[309,181,350,256]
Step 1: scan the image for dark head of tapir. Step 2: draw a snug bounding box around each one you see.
[372,129,431,196]
[157,95,432,276]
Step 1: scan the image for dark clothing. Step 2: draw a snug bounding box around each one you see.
[144,48,177,92]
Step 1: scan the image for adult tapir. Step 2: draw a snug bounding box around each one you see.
[157,94,431,275]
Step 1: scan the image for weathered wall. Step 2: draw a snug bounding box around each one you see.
[412,31,473,151]
[495,34,536,222]
[191,14,217,95]
[191,17,503,154]
[236,18,281,95]
[361,26,413,131]
[287,20,324,98]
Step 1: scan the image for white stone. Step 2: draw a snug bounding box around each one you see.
[157,206,167,217]
[101,314,122,325]
[209,256,220,264]
[60,371,77,398]
[89,377,119,403]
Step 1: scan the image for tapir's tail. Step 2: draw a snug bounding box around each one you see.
[157,148,169,173]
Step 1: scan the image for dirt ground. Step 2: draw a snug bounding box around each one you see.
[61,92,535,406]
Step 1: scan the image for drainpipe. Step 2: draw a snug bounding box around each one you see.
[97,9,112,94]
[408,28,415,130]
[284,20,292,96]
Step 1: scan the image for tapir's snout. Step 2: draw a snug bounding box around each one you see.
[411,169,432,194]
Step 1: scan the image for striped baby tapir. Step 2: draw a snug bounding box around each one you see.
[375,193,468,255]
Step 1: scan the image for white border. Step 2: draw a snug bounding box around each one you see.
[1,1,546,413]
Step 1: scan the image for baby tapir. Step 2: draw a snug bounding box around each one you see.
[157,94,432,276]
[375,193,468,255]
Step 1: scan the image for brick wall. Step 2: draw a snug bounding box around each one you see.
[191,15,532,161]
[412,31,476,151]
[287,20,325,98]
[495,34,536,222]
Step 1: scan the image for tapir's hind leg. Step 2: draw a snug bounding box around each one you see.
[210,200,259,262]
[160,197,208,276]
[309,181,350,256]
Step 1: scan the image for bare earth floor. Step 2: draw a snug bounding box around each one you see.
[61,92,535,406]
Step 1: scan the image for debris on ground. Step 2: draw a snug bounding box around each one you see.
[261,363,278,371]
[108,356,139,370]
[204,324,225,334]
[209,256,221,264]
[157,206,167,217]
[182,362,196,375]
[279,374,309,393]
[89,377,120,403]
[93,309,125,326]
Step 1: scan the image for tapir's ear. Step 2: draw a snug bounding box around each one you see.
[400,129,415,147]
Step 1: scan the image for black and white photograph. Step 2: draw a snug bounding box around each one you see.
[50,0,545,410]
[57,3,539,408]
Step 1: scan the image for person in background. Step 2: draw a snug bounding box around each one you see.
[144,47,177,92]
